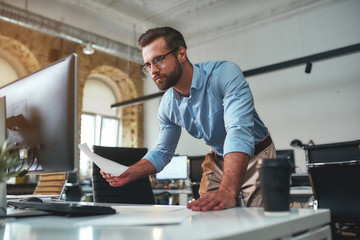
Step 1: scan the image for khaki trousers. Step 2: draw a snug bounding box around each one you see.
[198,136,276,207]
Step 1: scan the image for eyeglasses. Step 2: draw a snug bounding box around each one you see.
[140,47,179,74]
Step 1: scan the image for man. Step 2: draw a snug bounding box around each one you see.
[102,27,276,211]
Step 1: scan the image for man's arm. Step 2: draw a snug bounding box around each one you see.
[100,101,181,187]
[187,152,249,211]
[188,63,254,211]
[100,159,157,187]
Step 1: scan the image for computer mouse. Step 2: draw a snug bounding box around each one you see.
[20,196,44,203]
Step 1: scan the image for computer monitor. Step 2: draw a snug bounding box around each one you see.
[156,155,188,180]
[0,54,78,174]
[276,149,296,173]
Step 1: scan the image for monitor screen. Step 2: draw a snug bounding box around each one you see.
[0,54,78,174]
[276,149,295,173]
[156,155,188,180]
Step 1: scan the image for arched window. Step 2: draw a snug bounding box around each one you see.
[0,56,19,86]
[80,76,121,179]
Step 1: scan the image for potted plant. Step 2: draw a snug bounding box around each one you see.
[0,139,22,217]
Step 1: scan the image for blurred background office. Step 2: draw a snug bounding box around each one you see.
[0,0,359,183]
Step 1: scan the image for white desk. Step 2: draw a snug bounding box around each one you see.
[154,187,314,206]
[153,188,192,205]
[2,204,331,240]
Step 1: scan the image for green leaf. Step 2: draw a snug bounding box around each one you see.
[0,139,23,182]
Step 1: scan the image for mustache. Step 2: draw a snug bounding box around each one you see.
[153,74,166,80]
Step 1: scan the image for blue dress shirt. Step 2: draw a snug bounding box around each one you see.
[144,61,268,171]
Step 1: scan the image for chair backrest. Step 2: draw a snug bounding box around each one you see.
[64,172,83,201]
[92,145,155,204]
[305,140,360,224]
[304,139,360,164]
[33,172,67,197]
[308,162,360,223]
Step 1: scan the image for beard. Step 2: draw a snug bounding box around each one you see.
[154,59,182,91]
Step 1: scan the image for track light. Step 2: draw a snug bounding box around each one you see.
[290,139,303,148]
[305,62,312,74]
[83,42,95,55]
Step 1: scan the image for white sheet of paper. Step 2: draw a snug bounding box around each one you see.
[74,205,199,226]
[78,143,128,176]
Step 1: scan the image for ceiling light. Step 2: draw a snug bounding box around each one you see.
[83,43,95,55]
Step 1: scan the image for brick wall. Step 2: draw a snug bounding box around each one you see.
[0,19,144,148]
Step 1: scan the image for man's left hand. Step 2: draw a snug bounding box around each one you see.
[186,190,237,211]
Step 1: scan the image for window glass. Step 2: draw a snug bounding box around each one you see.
[100,117,119,147]
[80,114,96,178]
[82,78,117,117]
[80,78,120,180]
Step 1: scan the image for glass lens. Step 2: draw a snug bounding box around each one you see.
[141,65,149,74]
[140,47,178,74]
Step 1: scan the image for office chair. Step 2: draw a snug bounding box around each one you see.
[63,172,83,201]
[188,155,205,200]
[33,172,67,198]
[91,145,155,204]
[304,139,360,164]
[304,140,360,237]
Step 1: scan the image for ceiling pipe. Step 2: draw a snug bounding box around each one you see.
[0,2,143,63]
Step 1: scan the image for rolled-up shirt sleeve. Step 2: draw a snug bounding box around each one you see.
[218,63,255,157]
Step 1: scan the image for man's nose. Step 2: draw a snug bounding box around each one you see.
[150,63,160,75]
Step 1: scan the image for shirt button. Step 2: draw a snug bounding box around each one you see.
[188,100,191,104]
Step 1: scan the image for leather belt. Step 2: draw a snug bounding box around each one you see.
[210,134,272,159]
[254,134,272,155]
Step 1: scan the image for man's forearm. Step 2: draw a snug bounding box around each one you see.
[127,158,157,182]
[218,152,249,200]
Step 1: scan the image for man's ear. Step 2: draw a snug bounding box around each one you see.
[177,46,187,63]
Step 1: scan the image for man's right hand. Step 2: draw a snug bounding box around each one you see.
[100,169,132,187]
[100,158,157,187]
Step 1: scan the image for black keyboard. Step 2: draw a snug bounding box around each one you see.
[8,201,116,216]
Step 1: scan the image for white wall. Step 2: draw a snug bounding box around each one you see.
[144,0,360,173]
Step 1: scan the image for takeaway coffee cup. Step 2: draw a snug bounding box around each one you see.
[257,158,291,216]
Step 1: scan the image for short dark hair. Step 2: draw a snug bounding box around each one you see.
[138,27,187,50]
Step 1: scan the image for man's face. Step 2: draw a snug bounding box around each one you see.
[142,38,182,91]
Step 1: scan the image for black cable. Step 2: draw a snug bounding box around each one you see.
[16,146,39,177]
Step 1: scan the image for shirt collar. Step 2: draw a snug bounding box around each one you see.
[172,63,201,101]
[172,88,182,100]
[191,63,201,90]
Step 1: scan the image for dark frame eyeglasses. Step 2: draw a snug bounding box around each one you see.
[140,47,180,74]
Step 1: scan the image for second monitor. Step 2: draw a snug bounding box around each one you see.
[156,155,188,180]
